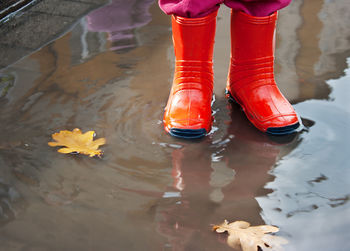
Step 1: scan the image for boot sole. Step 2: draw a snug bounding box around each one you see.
[225,90,300,135]
[169,128,207,139]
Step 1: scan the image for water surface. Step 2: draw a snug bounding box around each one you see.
[0,0,349,250]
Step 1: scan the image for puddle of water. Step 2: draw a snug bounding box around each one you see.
[0,0,349,250]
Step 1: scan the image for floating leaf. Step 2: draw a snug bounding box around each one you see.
[213,220,288,251]
[48,128,106,157]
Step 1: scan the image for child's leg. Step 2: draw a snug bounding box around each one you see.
[158,0,223,18]
[159,0,292,18]
[224,0,292,17]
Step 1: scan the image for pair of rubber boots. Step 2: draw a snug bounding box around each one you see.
[163,10,300,139]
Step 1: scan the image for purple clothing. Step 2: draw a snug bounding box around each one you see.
[159,0,292,18]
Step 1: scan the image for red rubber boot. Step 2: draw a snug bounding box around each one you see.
[164,11,217,139]
[226,11,300,135]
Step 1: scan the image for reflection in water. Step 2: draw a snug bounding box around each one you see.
[275,0,350,103]
[86,0,155,51]
[259,59,350,251]
[154,107,300,250]
[0,0,349,250]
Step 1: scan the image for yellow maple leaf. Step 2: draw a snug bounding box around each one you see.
[213,220,288,251]
[48,128,106,157]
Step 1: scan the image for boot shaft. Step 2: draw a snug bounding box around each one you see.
[228,11,278,87]
[230,11,277,62]
[172,10,217,62]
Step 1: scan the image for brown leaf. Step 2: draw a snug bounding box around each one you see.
[213,220,288,251]
[48,128,106,157]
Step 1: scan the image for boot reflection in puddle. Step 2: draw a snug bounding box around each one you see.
[219,105,299,220]
[156,144,224,250]
[155,105,301,250]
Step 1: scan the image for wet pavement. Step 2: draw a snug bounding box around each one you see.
[0,0,109,68]
[0,0,349,250]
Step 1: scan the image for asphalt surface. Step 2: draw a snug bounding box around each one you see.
[0,0,35,20]
[0,0,109,69]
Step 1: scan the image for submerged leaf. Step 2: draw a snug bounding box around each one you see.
[213,220,288,251]
[48,128,106,157]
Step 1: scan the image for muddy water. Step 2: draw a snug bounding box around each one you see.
[0,0,349,250]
